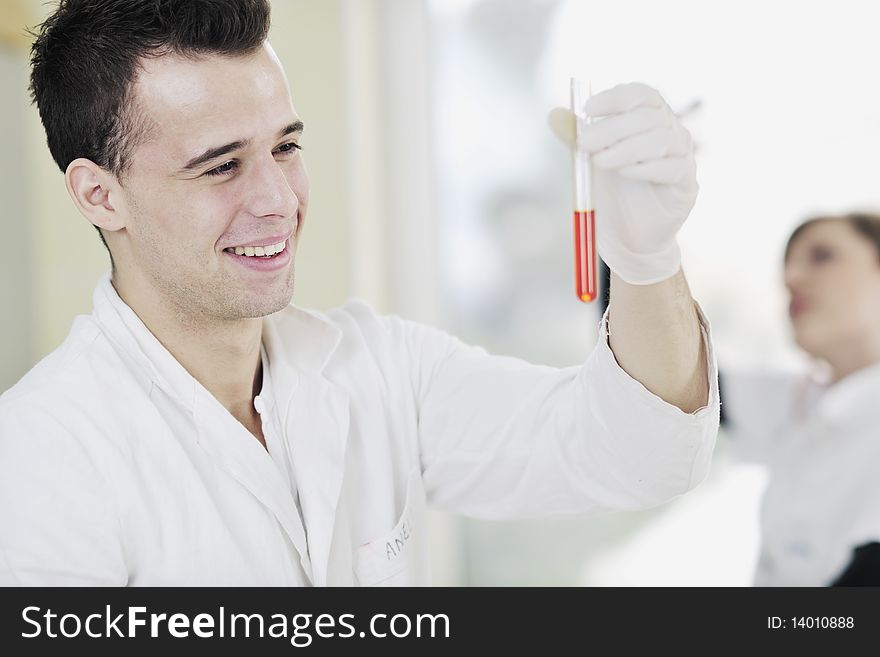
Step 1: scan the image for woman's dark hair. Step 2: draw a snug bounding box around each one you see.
[784,213,880,262]
[29,0,271,178]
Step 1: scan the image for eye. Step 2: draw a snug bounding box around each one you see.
[205,160,238,177]
[810,245,833,264]
[274,142,302,155]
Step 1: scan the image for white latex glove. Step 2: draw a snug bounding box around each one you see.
[548,83,698,285]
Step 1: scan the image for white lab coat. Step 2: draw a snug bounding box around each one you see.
[723,363,880,585]
[0,273,719,586]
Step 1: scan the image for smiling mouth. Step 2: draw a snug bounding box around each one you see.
[223,239,288,258]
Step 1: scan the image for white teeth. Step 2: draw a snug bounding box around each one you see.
[227,239,287,257]
[268,241,286,255]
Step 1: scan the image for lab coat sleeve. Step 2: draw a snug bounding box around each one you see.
[0,399,128,586]
[393,304,720,519]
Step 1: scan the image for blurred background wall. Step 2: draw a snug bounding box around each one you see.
[0,1,35,394]
[3,0,880,586]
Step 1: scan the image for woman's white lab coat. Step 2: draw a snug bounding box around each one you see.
[723,363,880,585]
[0,274,719,586]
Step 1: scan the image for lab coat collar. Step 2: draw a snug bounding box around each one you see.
[91,271,344,411]
[812,359,880,431]
[92,271,197,410]
[263,304,343,376]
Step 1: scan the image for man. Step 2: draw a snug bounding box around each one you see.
[0,0,718,586]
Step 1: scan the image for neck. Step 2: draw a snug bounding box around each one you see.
[112,274,263,414]
[822,336,880,384]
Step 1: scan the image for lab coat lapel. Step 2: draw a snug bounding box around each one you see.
[265,305,356,586]
[193,386,313,580]
[285,372,352,586]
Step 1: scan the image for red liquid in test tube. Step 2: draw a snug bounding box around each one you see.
[570,78,597,303]
[574,209,597,302]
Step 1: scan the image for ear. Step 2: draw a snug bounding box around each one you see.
[64,158,126,232]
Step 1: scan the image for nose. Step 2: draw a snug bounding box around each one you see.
[784,262,809,296]
[244,154,299,220]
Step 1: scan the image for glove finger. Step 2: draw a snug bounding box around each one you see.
[618,157,694,184]
[591,127,673,170]
[577,106,669,153]
[584,82,664,117]
[666,119,694,157]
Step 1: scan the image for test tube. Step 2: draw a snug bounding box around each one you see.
[570,78,597,303]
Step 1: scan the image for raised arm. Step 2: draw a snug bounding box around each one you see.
[609,270,707,413]
[552,82,708,413]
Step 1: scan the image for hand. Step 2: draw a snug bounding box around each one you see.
[548,83,698,285]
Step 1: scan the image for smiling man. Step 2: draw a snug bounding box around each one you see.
[0,0,719,586]
[68,43,308,445]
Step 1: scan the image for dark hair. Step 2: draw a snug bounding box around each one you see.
[784,213,880,263]
[29,0,271,177]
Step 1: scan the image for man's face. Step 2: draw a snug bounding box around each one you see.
[114,43,307,322]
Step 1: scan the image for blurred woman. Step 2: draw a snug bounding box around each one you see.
[724,213,880,586]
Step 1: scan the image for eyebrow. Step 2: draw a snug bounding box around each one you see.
[179,121,304,172]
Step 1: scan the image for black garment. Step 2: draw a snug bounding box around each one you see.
[831,542,880,586]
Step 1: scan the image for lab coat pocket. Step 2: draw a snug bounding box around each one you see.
[354,471,429,586]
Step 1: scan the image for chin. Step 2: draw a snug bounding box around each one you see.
[250,272,296,317]
[222,285,293,320]
[264,294,295,316]
[244,291,295,318]
[792,326,835,361]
